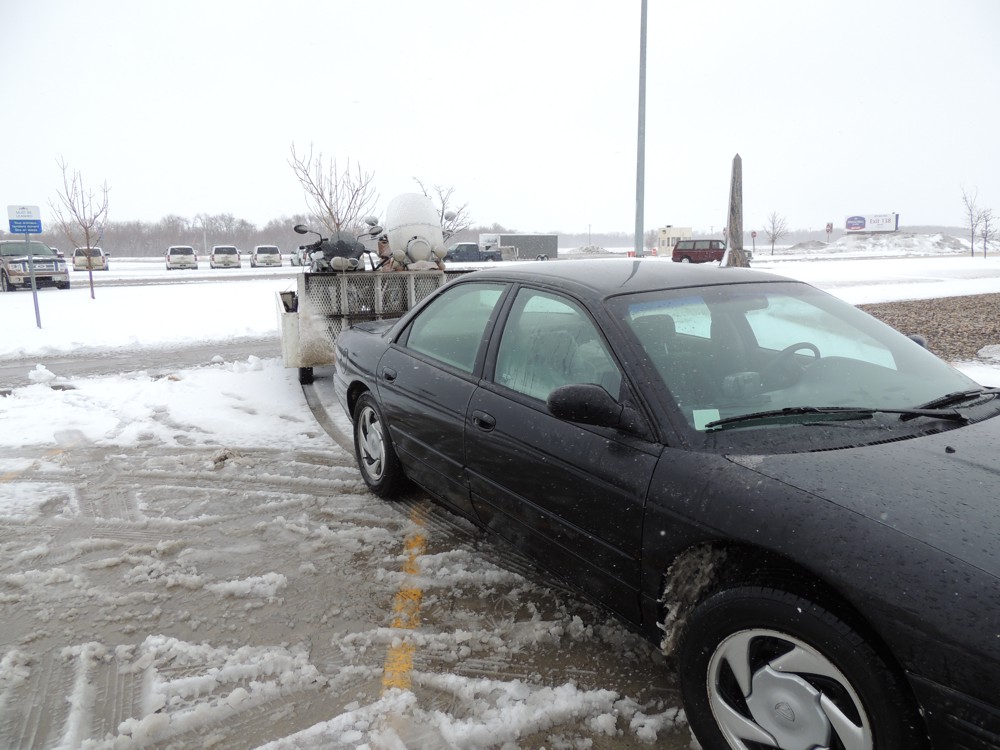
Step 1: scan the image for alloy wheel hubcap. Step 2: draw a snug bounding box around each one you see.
[358,407,384,480]
[707,628,872,750]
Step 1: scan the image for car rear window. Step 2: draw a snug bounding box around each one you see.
[170,247,194,255]
[215,247,237,254]
[257,247,278,253]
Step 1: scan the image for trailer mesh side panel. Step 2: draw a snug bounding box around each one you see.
[281,270,473,368]
[298,271,449,318]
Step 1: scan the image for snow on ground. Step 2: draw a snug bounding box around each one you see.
[1,235,1000,748]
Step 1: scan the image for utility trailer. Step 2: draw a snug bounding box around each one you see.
[280,193,472,383]
[277,269,459,384]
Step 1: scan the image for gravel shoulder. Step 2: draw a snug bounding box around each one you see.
[860,293,1000,363]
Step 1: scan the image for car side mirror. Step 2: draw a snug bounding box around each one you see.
[907,333,928,349]
[547,383,640,431]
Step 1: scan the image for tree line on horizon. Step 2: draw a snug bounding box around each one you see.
[0,214,971,257]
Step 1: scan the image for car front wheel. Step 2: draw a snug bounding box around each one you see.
[1,272,15,292]
[678,584,927,750]
[353,392,407,498]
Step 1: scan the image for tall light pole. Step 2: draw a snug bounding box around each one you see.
[634,0,648,257]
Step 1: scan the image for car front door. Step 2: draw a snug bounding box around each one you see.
[376,281,509,520]
[464,286,660,622]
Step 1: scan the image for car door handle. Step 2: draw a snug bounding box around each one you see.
[472,410,496,431]
[382,367,397,383]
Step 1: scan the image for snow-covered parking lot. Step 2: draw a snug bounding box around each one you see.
[2,239,1000,748]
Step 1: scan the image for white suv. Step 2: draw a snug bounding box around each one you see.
[166,246,199,270]
[250,245,282,267]
[73,246,109,271]
[210,245,241,269]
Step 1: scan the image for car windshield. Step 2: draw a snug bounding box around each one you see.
[612,280,982,433]
[1,242,56,258]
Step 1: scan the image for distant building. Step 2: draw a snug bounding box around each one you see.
[656,226,693,254]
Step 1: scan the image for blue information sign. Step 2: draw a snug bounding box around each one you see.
[9,218,43,234]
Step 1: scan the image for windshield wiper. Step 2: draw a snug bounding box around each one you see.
[705,405,970,431]
[909,387,1000,412]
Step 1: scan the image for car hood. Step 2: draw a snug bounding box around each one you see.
[728,415,1000,575]
[6,254,57,262]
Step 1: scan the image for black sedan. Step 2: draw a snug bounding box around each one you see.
[333,258,1000,750]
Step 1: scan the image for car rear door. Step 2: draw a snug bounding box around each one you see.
[464,286,660,622]
[376,281,509,520]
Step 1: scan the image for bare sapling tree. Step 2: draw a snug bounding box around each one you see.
[413,178,471,240]
[764,211,789,255]
[289,144,378,235]
[962,188,981,257]
[979,208,995,257]
[50,157,110,299]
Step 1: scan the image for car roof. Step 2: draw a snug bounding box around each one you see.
[455,258,790,301]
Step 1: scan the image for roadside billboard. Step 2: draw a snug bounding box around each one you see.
[845,213,899,233]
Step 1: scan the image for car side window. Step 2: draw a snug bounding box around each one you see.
[495,289,622,402]
[404,282,506,373]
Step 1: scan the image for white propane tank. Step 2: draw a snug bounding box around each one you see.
[384,193,446,264]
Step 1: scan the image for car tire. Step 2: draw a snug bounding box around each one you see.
[298,367,313,385]
[353,392,408,498]
[678,584,928,750]
[1,272,15,292]
[680,256,691,263]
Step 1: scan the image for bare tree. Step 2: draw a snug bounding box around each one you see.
[962,187,981,257]
[643,228,659,254]
[49,157,110,299]
[289,144,378,235]
[979,207,995,257]
[413,178,471,240]
[763,211,789,255]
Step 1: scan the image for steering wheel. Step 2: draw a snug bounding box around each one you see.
[761,342,821,387]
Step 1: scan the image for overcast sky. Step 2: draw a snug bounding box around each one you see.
[3,0,998,235]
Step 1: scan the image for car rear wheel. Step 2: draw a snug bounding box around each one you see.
[678,584,927,750]
[353,392,407,498]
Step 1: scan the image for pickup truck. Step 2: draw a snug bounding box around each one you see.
[1,240,71,291]
[443,242,502,262]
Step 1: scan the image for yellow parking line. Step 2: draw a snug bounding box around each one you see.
[381,505,427,692]
[0,448,64,483]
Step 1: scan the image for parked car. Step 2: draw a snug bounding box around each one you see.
[72,246,109,271]
[165,245,199,270]
[333,258,1000,750]
[672,238,726,263]
[210,245,241,269]
[0,240,70,291]
[443,242,502,262]
[290,245,311,267]
[250,245,282,267]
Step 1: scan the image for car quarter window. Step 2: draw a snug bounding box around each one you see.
[404,282,506,373]
[494,288,622,402]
